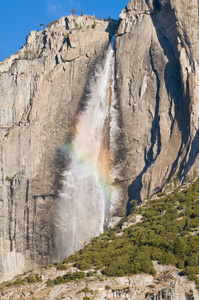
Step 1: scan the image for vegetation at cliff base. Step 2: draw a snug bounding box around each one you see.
[56,179,199,287]
[2,179,199,290]
[9,274,42,286]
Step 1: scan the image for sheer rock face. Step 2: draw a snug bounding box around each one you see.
[0,15,117,282]
[115,0,199,207]
[0,0,199,285]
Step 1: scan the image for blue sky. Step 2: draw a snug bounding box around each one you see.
[0,0,128,62]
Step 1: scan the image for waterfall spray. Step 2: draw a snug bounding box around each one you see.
[56,36,121,260]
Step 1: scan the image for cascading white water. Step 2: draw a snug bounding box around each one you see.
[56,36,121,260]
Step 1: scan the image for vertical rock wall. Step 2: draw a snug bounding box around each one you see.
[0,15,117,281]
[115,0,199,209]
[1,0,199,282]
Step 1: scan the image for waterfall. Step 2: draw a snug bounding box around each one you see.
[56,36,121,260]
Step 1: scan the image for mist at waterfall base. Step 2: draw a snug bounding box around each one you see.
[56,37,122,260]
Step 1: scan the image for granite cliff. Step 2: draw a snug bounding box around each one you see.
[0,15,117,281]
[115,0,199,210]
[0,0,199,289]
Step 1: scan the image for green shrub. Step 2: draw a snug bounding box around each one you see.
[105,285,111,290]
[54,276,65,285]
[55,262,68,270]
[148,285,156,288]
[87,271,95,277]
[77,287,93,295]
[35,274,42,282]
[75,260,92,270]
[42,264,53,269]
[54,271,86,285]
[26,275,37,284]
[46,279,54,287]
[25,274,42,284]
[82,287,90,293]
[13,278,26,285]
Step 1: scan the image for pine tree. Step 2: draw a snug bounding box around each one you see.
[71,8,76,16]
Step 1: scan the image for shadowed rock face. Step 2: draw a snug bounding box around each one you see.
[115,0,199,210]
